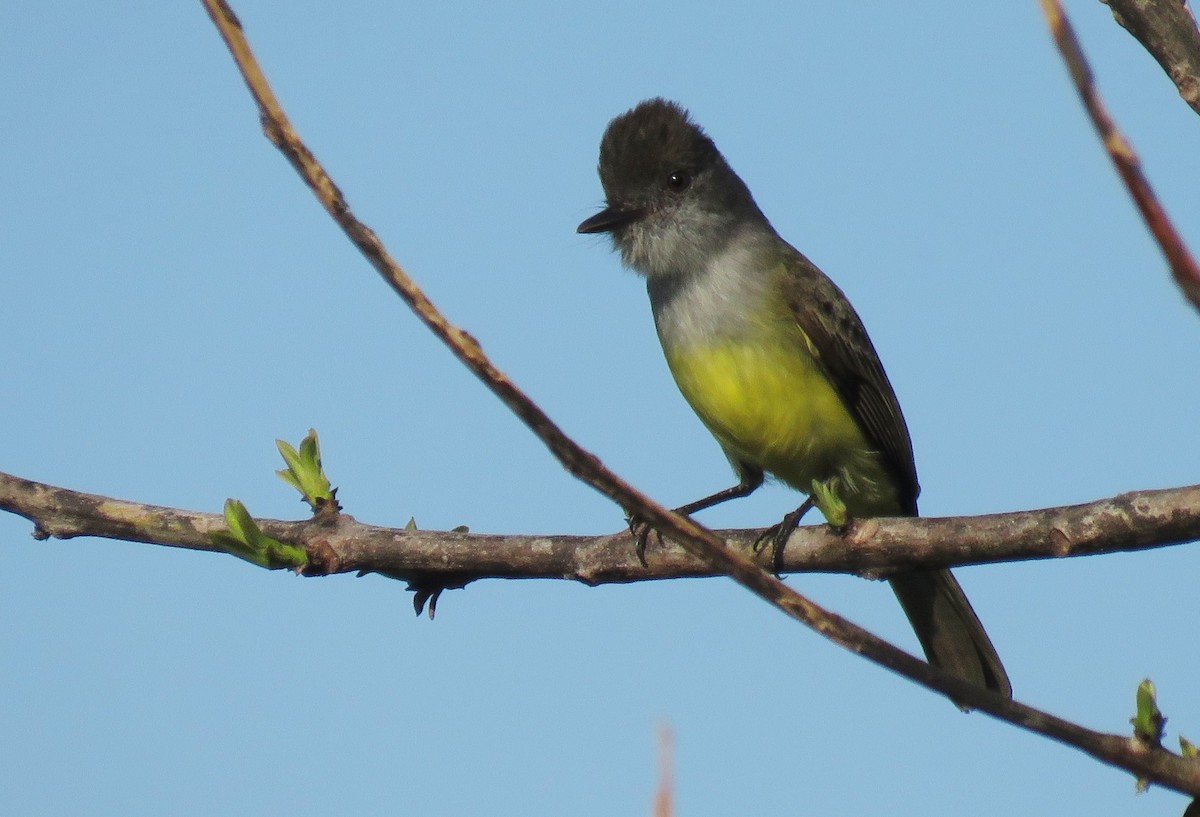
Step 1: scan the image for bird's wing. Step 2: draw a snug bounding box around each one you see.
[779,249,920,514]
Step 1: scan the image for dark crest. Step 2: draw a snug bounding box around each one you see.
[596,98,719,202]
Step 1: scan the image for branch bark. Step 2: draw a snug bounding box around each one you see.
[1102,0,1200,116]
[3,469,1198,585]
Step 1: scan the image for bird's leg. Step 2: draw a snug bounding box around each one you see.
[754,477,850,574]
[628,468,764,566]
[753,496,816,576]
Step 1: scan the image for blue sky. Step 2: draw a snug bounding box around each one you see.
[4,2,1200,815]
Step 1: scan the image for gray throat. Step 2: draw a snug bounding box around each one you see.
[644,224,781,352]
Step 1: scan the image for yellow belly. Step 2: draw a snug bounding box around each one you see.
[665,339,899,515]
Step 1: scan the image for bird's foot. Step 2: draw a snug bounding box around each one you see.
[625,513,662,567]
[752,497,815,576]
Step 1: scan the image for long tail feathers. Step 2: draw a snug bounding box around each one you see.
[888,568,1012,699]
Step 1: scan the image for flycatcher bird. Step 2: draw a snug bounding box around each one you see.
[577,98,1011,697]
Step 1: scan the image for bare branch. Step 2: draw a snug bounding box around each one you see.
[3,469,1197,583]
[1044,0,1200,311]
[1102,0,1200,115]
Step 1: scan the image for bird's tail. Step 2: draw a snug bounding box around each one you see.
[888,568,1012,699]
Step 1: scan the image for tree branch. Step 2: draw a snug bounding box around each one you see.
[1102,0,1200,116]
[1044,0,1200,311]
[3,469,1198,584]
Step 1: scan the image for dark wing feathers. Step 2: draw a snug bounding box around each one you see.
[781,250,920,515]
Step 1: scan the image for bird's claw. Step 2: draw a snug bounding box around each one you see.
[752,499,815,576]
[626,514,662,567]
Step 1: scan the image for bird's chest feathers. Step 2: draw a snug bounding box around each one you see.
[663,338,865,477]
[648,246,875,490]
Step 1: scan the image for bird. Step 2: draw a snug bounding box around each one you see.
[577,98,1011,698]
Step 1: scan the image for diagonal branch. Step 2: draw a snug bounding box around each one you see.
[1044,0,1200,311]
[189,0,1200,794]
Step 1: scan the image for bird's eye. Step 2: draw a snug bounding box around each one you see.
[666,170,692,191]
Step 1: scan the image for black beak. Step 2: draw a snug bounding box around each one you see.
[577,206,642,234]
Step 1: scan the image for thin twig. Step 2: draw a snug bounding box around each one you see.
[1044,0,1200,311]
[193,0,1200,794]
[653,724,674,817]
